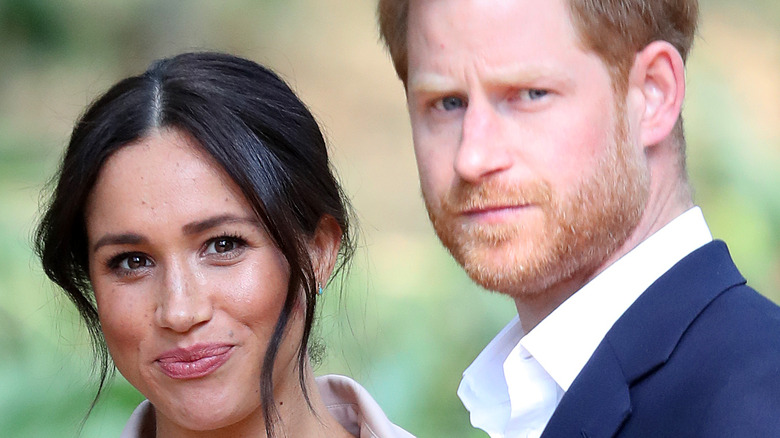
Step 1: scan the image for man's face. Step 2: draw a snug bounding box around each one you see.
[406,0,649,298]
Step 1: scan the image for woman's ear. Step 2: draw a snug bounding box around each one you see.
[310,215,343,289]
[627,40,686,148]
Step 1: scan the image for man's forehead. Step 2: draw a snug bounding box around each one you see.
[407,0,577,50]
[406,0,585,92]
[407,0,571,26]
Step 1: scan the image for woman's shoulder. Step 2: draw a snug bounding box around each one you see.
[120,399,156,438]
[316,374,415,438]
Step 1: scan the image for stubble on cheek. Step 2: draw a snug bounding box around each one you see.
[424,178,557,290]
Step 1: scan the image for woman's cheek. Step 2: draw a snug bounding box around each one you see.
[223,253,289,323]
[96,285,149,365]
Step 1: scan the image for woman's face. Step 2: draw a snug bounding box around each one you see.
[85,129,302,433]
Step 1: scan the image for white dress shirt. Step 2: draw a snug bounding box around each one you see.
[458,207,713,438]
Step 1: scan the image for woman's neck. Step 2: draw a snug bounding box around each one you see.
[155,367,354,438]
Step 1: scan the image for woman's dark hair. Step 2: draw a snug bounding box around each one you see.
[35,52,354,436]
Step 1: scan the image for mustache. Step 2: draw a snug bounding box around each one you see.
[440,179,553,214]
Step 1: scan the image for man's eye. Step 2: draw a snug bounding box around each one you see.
[435,96,466,111]
[524,89,549,100]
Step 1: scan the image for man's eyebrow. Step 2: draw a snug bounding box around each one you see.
[408,73,459,96]
[408,66,574,95]
[490,68,548,84]
[92,233,147,253]
[181,214,260,235]
[489,66,575,89]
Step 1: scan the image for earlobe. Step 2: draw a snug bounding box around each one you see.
[629,41,686,147]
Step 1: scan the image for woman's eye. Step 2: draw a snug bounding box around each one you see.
[109,253,153,273]
[125,255,147,269]
[214,238,236,253]
[434,96,466,111]
[205,236,245,255]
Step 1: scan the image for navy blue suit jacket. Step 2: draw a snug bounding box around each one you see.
[540,241,780,437]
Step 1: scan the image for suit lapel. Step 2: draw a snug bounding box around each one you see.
[541,339,631,438]
[541,241,746,438]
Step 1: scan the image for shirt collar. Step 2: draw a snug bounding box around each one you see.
[457,315,524,434]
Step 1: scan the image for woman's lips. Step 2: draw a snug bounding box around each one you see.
[156,344,234,380]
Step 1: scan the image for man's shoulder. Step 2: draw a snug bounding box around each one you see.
[541,241,780,437]
[617,281,780,436]
[703,280,780,327]
[680,281,780,362]
[662,239,780,346]
[639,239,780,363]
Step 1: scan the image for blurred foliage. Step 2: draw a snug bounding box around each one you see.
[1,1,778,437]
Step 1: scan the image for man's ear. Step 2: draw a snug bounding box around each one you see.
[627,41,686,148]
[310,215,343,289]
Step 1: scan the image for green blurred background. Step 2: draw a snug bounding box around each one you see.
[1,0,778,436]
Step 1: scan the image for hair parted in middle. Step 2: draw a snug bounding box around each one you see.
[35,51,355,437]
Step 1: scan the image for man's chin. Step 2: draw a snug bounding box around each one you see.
[454,248,550,296]
[478,275,540,296]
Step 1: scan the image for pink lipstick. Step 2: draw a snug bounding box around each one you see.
[156,344,234,380]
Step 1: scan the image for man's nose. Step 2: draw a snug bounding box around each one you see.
[155,260,213,333]
[454,98,513,183]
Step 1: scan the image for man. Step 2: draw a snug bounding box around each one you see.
[378,0,780,436]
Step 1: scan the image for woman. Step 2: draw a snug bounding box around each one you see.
[35,52,413,438]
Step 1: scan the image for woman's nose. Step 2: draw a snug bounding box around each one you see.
[155,260,213,333]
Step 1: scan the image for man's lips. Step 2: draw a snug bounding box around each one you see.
[460,204,533,222]
[156,344,234,380]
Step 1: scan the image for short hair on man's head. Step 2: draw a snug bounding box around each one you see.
[377,0,409,85]
[568,0,698,96]
[377,0,698,92]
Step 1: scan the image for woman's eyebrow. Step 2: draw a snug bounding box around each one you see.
[91,215,260,252]
[181,214,259,235]
[92,233,147,253]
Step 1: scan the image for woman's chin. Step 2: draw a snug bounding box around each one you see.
[155,398,257,434]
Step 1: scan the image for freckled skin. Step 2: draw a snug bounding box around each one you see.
[85,129,305,435]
